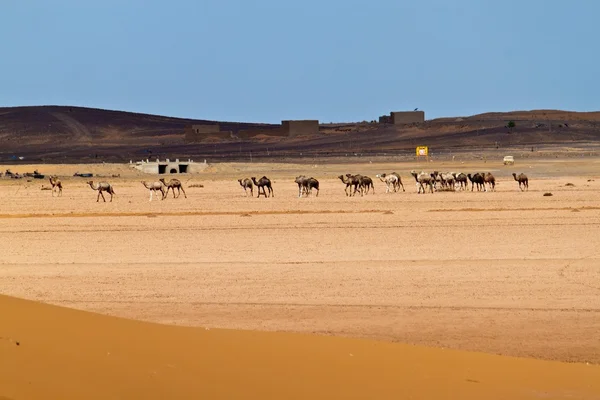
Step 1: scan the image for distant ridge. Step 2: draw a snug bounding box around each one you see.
[1,105,600,162]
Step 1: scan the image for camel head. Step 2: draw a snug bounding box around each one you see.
[512,173,517,178]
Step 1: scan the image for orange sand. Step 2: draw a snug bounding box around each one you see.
[1,294,599,400]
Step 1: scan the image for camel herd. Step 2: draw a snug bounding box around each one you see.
[39,170,530,202]
[236,171,530,198]
[407,170,529,193]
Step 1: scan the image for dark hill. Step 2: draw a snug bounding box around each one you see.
[1,106,600,163]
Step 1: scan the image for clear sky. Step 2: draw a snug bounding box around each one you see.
[1,1,598,123]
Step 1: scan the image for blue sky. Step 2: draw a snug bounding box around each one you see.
[1,1,598,123]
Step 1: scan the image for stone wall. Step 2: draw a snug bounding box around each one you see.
[390,111,425,125]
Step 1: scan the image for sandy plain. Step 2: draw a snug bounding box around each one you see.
[1,157,600,398]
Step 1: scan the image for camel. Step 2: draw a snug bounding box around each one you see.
[159,178,187,199]
[141,180,165,201]
[410,170,434,194]
[512,173,529,191]
[376,173,399,194]
[238,178,253,197]
[438,172,456,191]
[390,172,405,192]
[251,176,273,198]
[87,181,115,202]
[49,176,63,197]
[347,174,374,196]
[430,171,443,190]
[295,175,309,198]
[452,172,468,191]
[483,172,496,191]
[338,174,360,196]
[306,177,319,197]
[467,173,486,192]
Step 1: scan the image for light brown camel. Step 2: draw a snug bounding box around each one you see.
[251,176,273,198]
[512,173,529,191]
[141,180,165,201]
[238,178,253,197]
[159,178,187,199]
[306,177,319,197]
[376,173,399,193]
[49,176,63,197]
[410,170,434,194]
[87,181,115,202]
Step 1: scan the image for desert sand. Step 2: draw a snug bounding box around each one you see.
[1,157,600,398]
[2,294,600,400]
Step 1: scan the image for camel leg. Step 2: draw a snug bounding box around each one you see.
[270,186,274,198]
[180,186,187,198]
[149,190,153,202]
[96,191,101,202]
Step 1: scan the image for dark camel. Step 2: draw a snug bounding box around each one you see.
[338,174,360,196]
[467,173,486,192]
[251,176,273,198]
[346,174,374,196]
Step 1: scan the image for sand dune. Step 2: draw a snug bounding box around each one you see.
[1,294,599,400]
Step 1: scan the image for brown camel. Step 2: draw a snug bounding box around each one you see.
[238,178,253,197]
[49,175,63,197]
[87,181,115,202]
[512,173,529,191]
[251,176,273,198]
[338,174,360,196]
[159,178,187,199]
[483,172,496,191]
